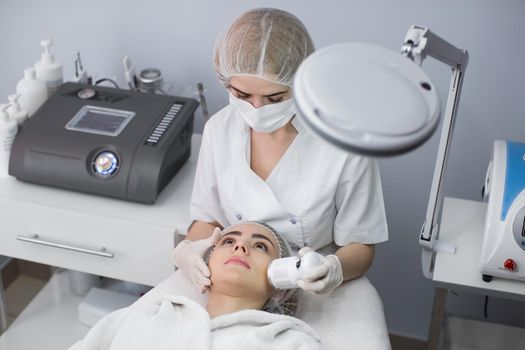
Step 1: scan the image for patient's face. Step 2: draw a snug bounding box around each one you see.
[208,223,280,301]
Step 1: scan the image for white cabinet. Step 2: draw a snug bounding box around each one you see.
[1,203,173,286]
[0,134,201,286]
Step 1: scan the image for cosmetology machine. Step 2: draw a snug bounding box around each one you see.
[480,140,525,282]
[9,82,198,203]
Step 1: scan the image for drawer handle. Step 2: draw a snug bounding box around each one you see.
[16,234,115,258]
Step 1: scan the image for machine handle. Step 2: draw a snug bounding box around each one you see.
[17,234,114,258]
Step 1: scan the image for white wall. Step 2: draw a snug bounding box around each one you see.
[1,0,525,340]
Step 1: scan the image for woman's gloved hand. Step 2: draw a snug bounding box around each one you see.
[172,227,223,293]
[297,247,343,295]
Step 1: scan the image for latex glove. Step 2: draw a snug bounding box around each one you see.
[172,227,222,293]
[297,247,343,295]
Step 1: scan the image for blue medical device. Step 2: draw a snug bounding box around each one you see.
[481,140,525,282]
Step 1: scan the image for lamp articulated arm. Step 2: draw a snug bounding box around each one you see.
[402,25,469,278]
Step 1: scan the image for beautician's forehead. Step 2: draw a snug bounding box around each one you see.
[224,223,278,247]
[229,76,289,96]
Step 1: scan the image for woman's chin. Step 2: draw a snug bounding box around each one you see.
[212,269,249,286]
[211,272,266,295]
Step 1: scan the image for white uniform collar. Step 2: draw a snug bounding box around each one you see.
[290,114,306,133]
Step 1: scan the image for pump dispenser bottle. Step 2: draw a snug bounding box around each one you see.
[6,95,28,125]
[0,105,18,177]
[34,39,63,96]
[16,68,47,116]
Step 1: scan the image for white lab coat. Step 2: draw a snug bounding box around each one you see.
[190,104,388,251]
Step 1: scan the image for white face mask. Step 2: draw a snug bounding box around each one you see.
[229,93,296,133]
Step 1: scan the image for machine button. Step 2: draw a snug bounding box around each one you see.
[290,217,297,224]
[503,259,517,271]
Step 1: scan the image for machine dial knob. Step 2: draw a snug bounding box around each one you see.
[93,151,119,177]
[77,88,96,100]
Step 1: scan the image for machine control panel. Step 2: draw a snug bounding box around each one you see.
[145,103,183,146]
[512,205,525,251]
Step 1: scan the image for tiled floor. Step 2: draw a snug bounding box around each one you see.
[4,273,429,349]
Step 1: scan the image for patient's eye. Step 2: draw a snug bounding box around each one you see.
[221,237,236,245]
[254,241,269,253]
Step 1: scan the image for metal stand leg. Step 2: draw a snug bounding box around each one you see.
[0,271,8,333]
[427,287,448,350]
[0,256,13,334]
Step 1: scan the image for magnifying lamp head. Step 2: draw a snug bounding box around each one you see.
[293,43,440,156]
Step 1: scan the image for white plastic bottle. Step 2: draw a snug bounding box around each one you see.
[34,39,63,96]
[16,68,48,116]
[6,95,28,125]
[0,105,18,177]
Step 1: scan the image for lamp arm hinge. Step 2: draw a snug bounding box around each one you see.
[401,25,469,70]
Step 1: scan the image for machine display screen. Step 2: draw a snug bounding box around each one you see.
[66,105,135,136]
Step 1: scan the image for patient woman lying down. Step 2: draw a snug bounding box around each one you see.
[69,222,324,350]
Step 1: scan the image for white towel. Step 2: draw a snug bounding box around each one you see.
[212,307,324,350]
[69,294,324,350]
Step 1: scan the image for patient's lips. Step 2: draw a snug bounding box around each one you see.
[225,256,251,269]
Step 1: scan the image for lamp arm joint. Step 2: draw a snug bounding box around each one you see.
[402,25,469,70]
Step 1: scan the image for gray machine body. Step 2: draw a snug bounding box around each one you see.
[9,82,198,203]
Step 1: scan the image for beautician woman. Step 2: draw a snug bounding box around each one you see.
[174,8,388,294]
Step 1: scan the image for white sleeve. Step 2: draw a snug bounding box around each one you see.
[333,155,388,245]
[190,123,229,227]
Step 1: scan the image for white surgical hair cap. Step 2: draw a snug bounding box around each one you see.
[213,8,315,87]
